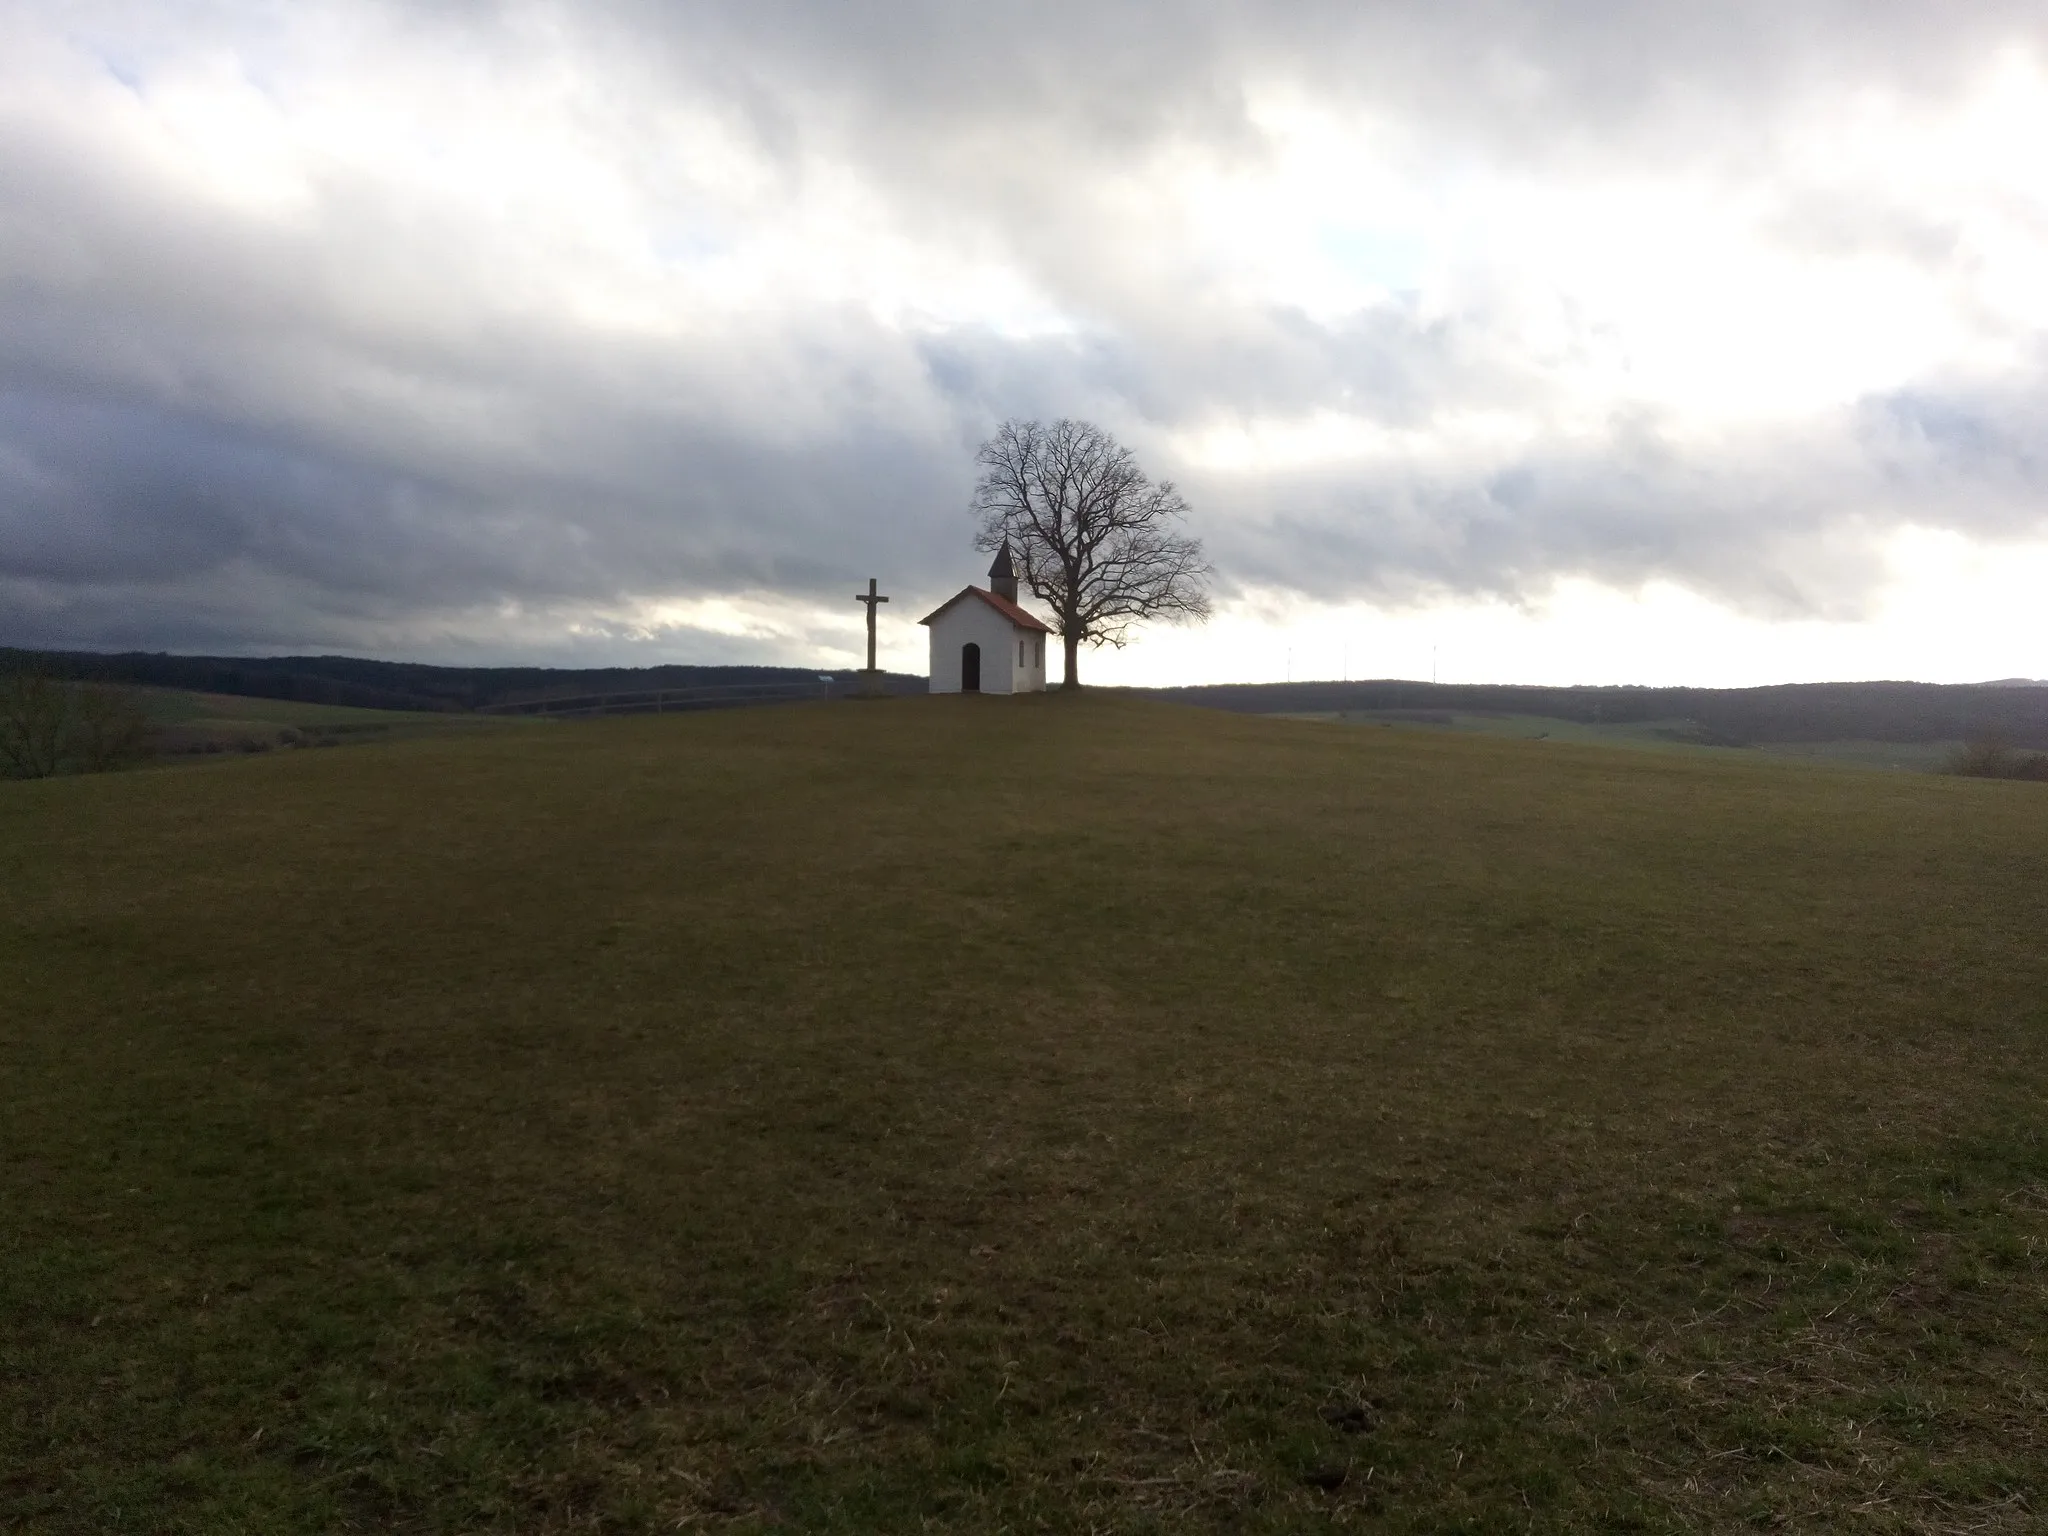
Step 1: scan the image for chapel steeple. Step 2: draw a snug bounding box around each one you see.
[988,541,1019,603]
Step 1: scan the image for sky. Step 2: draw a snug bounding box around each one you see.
[3,0,2047,686]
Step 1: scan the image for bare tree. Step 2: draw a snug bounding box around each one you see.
[69,683,152,772]
[0,668,70,778]
[0,669,153,777]
[971,418,1211,688]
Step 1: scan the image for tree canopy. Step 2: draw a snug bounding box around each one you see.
[970,418,1211,688]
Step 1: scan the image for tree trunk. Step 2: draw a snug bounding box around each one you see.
[1061,630,1080,690]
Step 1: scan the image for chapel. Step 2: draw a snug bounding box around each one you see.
[919,544,1053,694]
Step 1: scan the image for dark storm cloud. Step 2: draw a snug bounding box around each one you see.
[1201,419,1897,620]
[3,0,2047,657]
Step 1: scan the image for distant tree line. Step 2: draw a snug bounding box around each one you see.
[0,650,921,715]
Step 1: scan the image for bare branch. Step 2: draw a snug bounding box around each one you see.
[69,684,152,772]
[0,668,70,778]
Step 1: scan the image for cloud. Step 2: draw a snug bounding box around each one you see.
[2,0,2047,663]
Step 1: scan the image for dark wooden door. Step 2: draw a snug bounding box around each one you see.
[961,643,981,692]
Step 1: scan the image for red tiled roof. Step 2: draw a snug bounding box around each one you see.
[918,585,1054,633]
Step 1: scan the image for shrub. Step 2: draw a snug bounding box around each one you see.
[1945,737,2048,781]
[0,669,154,778]
[0,669,69,778]
[68,683,153,772]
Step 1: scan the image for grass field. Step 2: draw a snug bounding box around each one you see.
[134,688,534,756]
[5,695,2047,1532]
[1286,709,1964,773]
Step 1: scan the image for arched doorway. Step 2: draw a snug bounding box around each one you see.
[961,642,981,692]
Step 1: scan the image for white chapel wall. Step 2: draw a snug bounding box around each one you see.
[1009,626,1048,691]
[927,599,1028,693]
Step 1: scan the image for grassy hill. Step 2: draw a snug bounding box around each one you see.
[5,696,2046,1532]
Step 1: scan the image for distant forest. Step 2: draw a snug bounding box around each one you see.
[1151,679,2048,747]
[7,649,2048,745]
[0,650,924,712]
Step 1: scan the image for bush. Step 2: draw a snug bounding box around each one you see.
[0,669,153,778]
[0,669,68,778]
[1945,737,2048,781]
[69,683,153,771]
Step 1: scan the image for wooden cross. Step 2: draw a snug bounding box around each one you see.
[855,577,889,673]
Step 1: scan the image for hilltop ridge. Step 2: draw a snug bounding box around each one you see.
[11,648,2048,746]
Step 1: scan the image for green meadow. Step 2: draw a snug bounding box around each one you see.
[1287,709,1964,773]
[4,695,2046,1532]
[134,688,532,757]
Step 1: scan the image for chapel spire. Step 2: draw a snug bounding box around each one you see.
[988,541,1019,603]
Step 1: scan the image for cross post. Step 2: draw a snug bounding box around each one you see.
[855,577,889,685]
